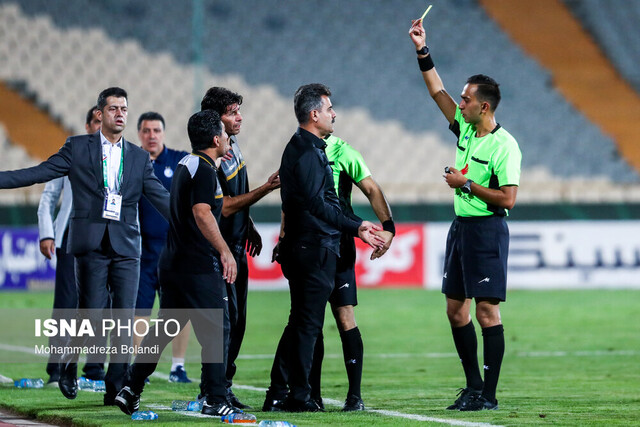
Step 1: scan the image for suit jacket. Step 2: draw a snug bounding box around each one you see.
[37,176,72,248]
[0,131,170,258]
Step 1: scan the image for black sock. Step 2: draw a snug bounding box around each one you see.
[340,327,363,398]
[451,321,484,391]
[481,324,504,402]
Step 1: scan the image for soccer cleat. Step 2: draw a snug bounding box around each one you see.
[169,366,192,383]
[227,388,251,409]
[114,386,141,415]
[446,388,481,410]
[342,394,365,411]
[459,394,499,411]
[201,400,242,416]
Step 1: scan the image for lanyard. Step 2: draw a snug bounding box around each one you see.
[103,143,124,192]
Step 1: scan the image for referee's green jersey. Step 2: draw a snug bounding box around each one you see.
[324,135,371,212]
[450,106,522,217]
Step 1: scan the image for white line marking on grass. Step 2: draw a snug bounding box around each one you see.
[231,385,502,427]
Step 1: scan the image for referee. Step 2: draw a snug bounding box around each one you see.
[409,19,522,411]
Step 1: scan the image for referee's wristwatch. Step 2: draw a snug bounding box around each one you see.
[460,179,473,194]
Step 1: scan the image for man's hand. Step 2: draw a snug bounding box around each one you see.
[409,19,427,50]
[370,230,394,260]
[443,166,467,188]
[221,151,234,162]
[246,220,263,257]
[357,221,385,249]
[266,171,280,190]
[271,240,281,264]
[39,239,55,260]
[220,248,237,284]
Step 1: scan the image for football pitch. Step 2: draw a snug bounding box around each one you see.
[0,288,638,426]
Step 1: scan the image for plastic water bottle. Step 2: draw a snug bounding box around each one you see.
[14,378,44,389]
[131,410,158,420]
[77,377,106,392]
[258,421,296,427]
[171,400,203,411]
[93,380,106,392]
[221,413,257,423]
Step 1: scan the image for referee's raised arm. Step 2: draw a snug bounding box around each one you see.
[409,19,457,124]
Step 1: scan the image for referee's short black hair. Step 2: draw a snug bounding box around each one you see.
[294,83,331,124]
[466,74,501,111]
[137,111,165,131]
[200,87,243,115]
[188,110,223,151]
[97,87,128,111]
[85,106,98,126]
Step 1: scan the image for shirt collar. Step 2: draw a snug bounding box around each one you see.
[192,150,216,169]
[296,127,327,150]
[100,131,123,148]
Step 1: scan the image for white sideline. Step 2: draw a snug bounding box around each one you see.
[145,381,502,426]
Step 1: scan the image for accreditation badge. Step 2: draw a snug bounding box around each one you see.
[102,193,122,221]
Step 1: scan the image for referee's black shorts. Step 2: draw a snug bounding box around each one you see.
[441,215,509,301]
[329,233,358,308]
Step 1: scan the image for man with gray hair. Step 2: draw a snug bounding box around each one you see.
[263,83,384,412]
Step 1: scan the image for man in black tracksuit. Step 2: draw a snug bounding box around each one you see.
[263,83,384,412]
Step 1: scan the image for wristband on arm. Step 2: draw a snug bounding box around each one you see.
[382,220,396,235]
[417,54,434,72]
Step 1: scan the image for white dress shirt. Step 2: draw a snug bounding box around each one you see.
[100,132,123,193]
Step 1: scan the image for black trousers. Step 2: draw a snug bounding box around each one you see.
[127,268,230,400]
[62,229,139,397]
[47,230,108,379]
[267,244,336,402]
[225,246,249,389]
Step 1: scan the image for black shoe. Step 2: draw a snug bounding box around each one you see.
[262,397,287,412]
[114,386,141,415]
[58,368,77,400]
[459,394,499,411]
[342,394,365,411]
[201,400,242,417]
[285,398,324,412]
[446,388,481,410]
[227,388,251,409]
[312,396,325,411]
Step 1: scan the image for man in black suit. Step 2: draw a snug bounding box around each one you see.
[0,87,170,405]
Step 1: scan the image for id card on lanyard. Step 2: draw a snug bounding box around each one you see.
[102,143,124,221]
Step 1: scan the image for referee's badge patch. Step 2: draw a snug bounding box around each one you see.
[164,166,174,178]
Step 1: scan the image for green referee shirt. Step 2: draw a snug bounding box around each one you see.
[324,135,371,213]
[450,106,522,217]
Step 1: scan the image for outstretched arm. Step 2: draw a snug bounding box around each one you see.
[409,19,457,124]
[221,171,280,217]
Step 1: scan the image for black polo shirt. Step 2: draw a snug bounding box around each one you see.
[217,136,250,246]
[159,151,224,273]
[279,127,361,254]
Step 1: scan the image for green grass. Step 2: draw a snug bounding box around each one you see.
[0,289,638,426]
